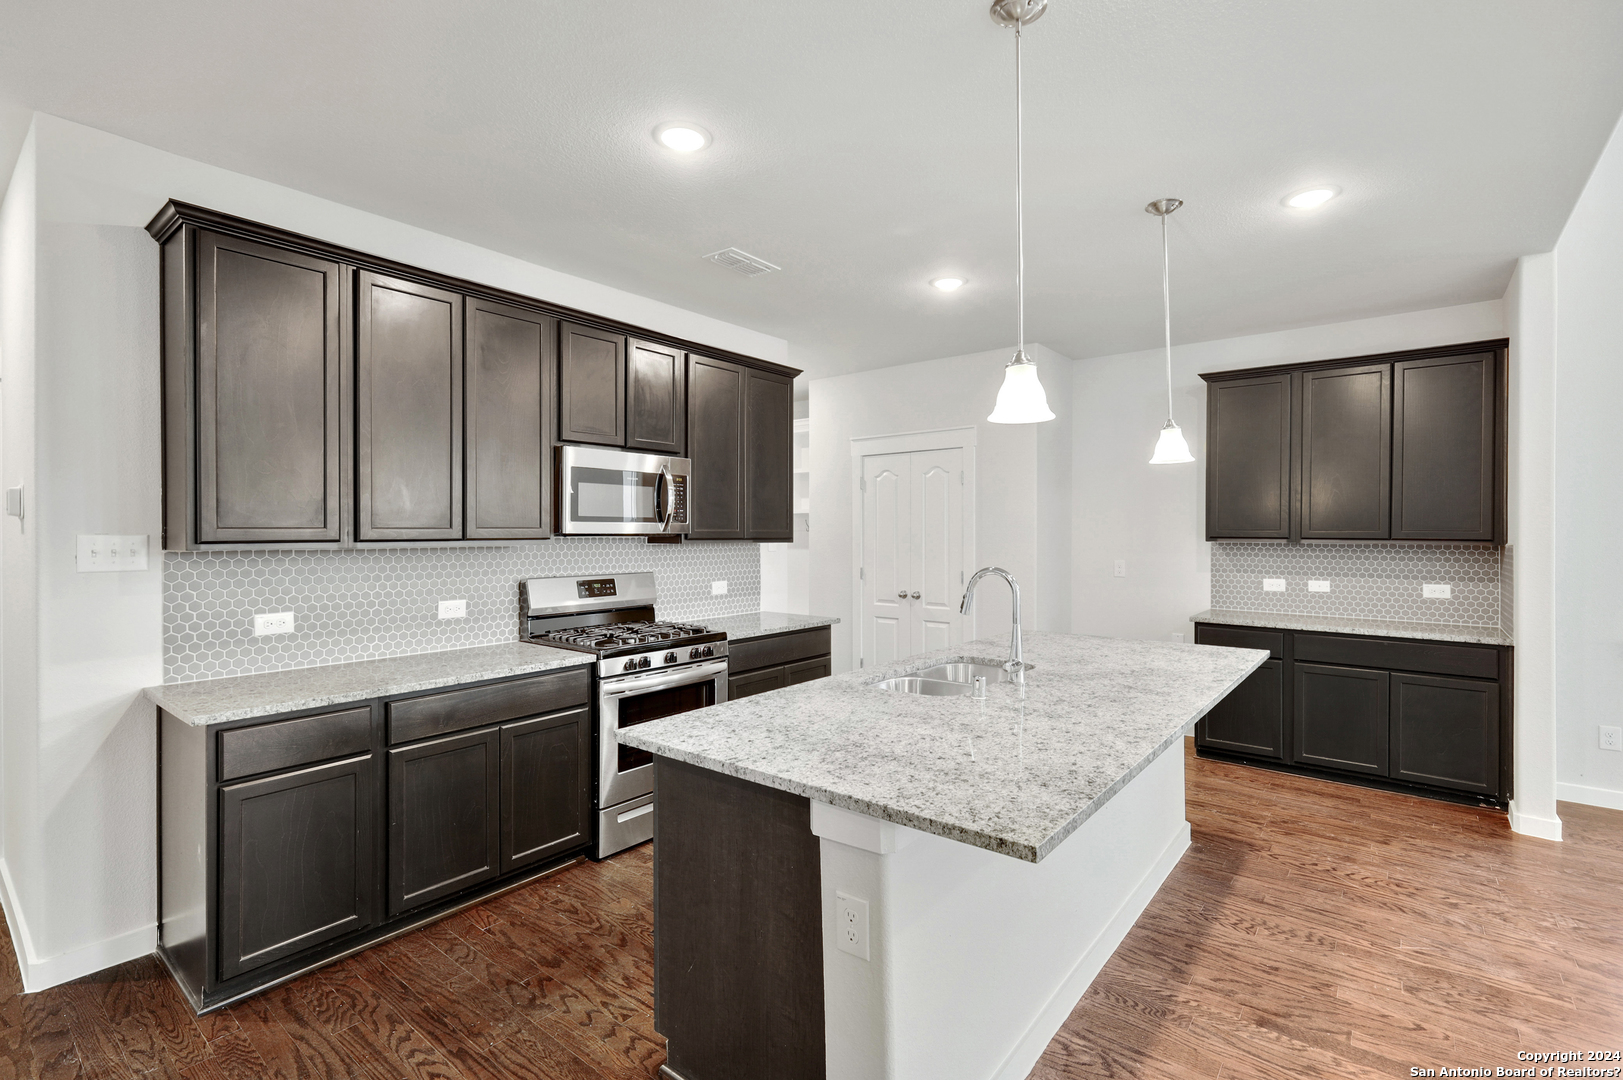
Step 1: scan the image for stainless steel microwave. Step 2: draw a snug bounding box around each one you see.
[556,445,690,536]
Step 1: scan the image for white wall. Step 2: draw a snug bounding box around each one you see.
[0,113,788,990]
[1068,300,1507,642]
[1550,114,1623,813]
[809,345,1073,674]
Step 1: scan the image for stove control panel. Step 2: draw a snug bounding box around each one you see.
[599,639,728,679]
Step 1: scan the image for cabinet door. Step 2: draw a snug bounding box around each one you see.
[500,707,590,873]
[626,339,687,455]
[1293,663,1389,776]
[1391,352,1496,540]
[218,754,374,980]
[388,727,499,916]
[745,369,794,540]
[194,230,346,544]
[559,322,626,446]
[1390,673,1499,795]
[728,666,787,700]
[785,656,831,686]
[357,272,463,540]
[466,298,554,539]
[1299,363,1391,539]
[1205,372,1293,538]
[1198,658,1286,761]
[688,356,746,539]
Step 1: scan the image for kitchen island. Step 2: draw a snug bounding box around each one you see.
[621,632,1268,1080]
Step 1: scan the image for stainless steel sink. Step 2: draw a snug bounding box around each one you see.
[911,662,1014,684]
[874,677,976,696]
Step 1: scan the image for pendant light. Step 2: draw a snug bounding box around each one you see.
[1145,198,1195,463]
[986,0,1056,425]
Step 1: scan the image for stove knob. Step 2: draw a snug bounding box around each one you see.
[638,656,651,669]
[622,660,637,672]
[689,647,701,660]
[702,645,715,658]
[664,652,678,664]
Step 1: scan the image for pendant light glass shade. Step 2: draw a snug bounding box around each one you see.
[988,356,1056,424]
[1150,420,1194,464]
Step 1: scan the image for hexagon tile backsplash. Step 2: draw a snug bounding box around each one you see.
[164,539,762,683]
[1209,542,1506,628]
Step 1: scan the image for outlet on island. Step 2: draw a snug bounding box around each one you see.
[835,891,870,961]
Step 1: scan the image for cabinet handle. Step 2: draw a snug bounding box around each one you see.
[910,591,921,599]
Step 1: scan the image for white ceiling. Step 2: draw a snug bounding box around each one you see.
[4,1,1622,380]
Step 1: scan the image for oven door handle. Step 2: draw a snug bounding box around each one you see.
[601,658,730,697]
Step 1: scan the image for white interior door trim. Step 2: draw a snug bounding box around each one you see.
[850,427,977,671]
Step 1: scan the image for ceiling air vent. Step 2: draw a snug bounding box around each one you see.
[705,247,780,278]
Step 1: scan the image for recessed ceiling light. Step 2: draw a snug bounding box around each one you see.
[1284,186,1340,209]
[931,277,966,291]
[654,122,711,152]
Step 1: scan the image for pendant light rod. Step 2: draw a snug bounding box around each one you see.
[1015,20,1025,358]
[1145,197,1183,421]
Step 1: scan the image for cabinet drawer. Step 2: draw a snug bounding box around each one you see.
[219,707,373,782]
[728,627,831,674]
[729,666,788,700]
[786,656,831,685]
[1194,625,1285,659]
[1293,633,1497,680]
[388,668,590,745]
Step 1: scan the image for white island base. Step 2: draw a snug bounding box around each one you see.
[812,741,1188,1080]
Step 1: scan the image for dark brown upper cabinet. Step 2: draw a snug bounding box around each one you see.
[745,369,794,541]
[1202,341,1504,544]
[1205,372,1293,539]
[687,355,746,539]
[558,322,626,446]
[626,339,687,455]
[356,273,464,541]
[465,298,555,539]
[168,228,350,548]
[1392,352,1497,541]
[1298,363,1391,540]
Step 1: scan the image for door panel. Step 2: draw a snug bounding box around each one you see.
[1390,673,1499,795]
[1299,363,1391,539]
[728,666,788,700]
[356,273,463,540]
[387,727,500,915]
[912,449,964,655]
[744,369,794,540]
[626,339,686,455]
[1293,663,1389,776]
[558,322,626,446]
[500,707,590,872]
[1392,353,1496,540]
[466,298,554,539]
[861,454,911,668]
[687,356,745,538]
[1206,372,1293,538]
[1197,658,1286,760]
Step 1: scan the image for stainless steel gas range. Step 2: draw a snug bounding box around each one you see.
[518,573,727,858]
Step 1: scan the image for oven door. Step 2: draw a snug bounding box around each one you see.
[557,444,690,536]
[597,657,729,812]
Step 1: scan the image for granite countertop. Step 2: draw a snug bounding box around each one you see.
[699,611,839,642]
[621,632,1266,864]
[1193,608,1513,647]
[146,642,593,727]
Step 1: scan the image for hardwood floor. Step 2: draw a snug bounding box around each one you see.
[0,741,1617,1079]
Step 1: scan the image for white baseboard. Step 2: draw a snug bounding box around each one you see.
[1557,782,1623,812]
[992,820,1192,1080]
[0,858,155,992]
[1507,800,1564,842]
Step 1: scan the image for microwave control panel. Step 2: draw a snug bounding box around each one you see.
[671,477,688,523]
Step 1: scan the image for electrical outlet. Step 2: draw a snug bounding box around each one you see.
[711,580,728,596]
[1308,580,1331,593]
[1263,578,1286,592]
[1423,583,1452,599]
[834,891,870,961]
[1171,632,1185,643]
[437,599,467,619]
[1601,726,1622,752]
[253,612,295,637]
[76,534,149,572]
[1113,560,1126,578]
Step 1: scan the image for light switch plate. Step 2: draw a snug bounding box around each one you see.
[1308,580,1331,593]
[1263,578,1287,592]
[835,891,870,961]
[437,599,467,619]
[1113,560,1127,578]
[76,534,149,572]
[253,612,296,636]
[1423,583,1452,599]
[1600,726,1621,752]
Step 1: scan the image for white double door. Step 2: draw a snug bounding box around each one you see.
[860,447,967,668]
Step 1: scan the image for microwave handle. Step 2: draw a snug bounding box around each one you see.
[658,467,676,531]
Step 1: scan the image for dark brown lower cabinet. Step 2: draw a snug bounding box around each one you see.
[1194,621,1510,806]
[726,627,833,701]
[786,656,831,685]
[388,727,501,916]
[729,665,788,700]
[218,754,375,980]
[500,707,590,872]
[1390,673,1499,795]
[1293,663,1390,776]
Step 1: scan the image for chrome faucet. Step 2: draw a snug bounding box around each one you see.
[960,566,1025,681]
